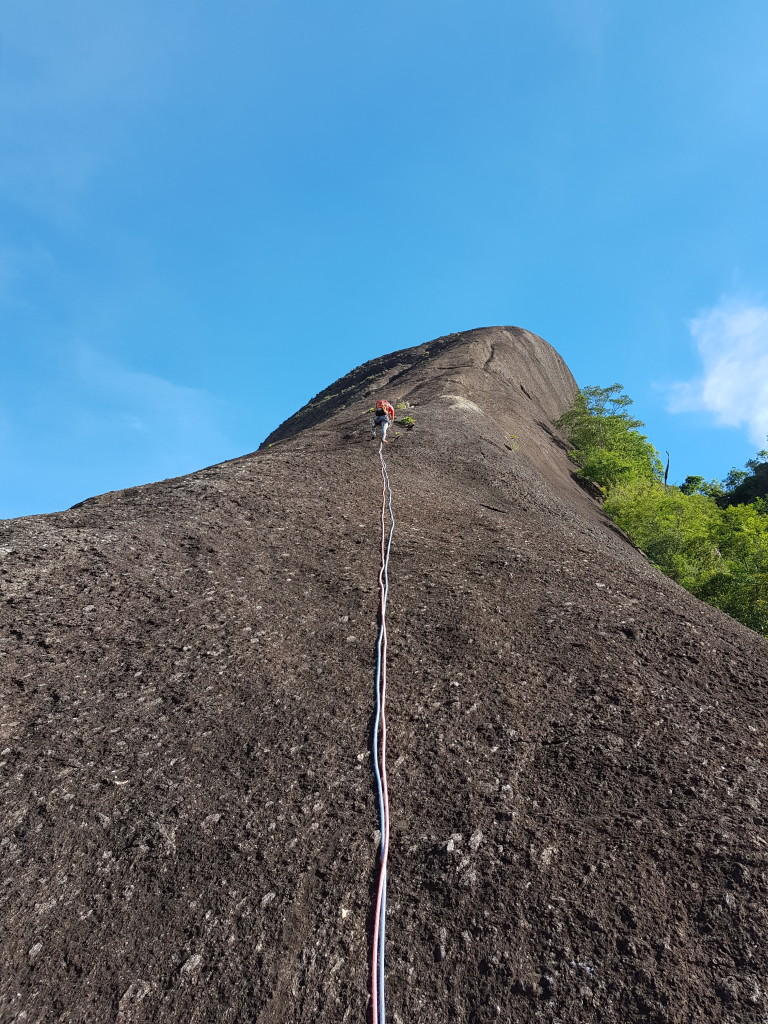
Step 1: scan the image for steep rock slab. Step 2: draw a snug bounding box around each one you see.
[2,326,767,1024]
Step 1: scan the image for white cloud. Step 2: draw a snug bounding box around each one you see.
[0,343,239,516]
[73,345,233,469]
[669,299,768,446]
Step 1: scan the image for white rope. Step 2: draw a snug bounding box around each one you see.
[371,440,394,1024]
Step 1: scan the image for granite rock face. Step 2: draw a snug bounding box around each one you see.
[2,326,767,1024]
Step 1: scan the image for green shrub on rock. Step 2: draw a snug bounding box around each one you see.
[559,385,768,638]
[557,384,662,490]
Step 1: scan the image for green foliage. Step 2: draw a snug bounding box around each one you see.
[557,384,663,490]
[724,468,749,491]
[605,482,723,591]
[720,446,768,507]
[693,502,768,634]
[559,386,768,639]
[680,475,706,495]
[694,441,768,507]
[680,475,725,499]
[606,480,768,635]
[396,416,415,428]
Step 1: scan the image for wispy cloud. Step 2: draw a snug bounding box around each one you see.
[669,299,768,445]
[73,345,231,466]
[0,344,238,517]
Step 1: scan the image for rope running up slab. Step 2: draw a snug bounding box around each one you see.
[371,441,394,1024]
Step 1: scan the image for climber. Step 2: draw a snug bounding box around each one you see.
[371,399,396,443]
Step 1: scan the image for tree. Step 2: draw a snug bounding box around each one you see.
[680,475,725,499]
[724,468,749,491]
[718,441,768,508]
[698,501,768,634]
[558,388,768,637]
[556,385,663,490]
[604,483,723,592]
[680,475,706,495]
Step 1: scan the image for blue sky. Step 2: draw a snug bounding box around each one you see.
[2,0,767,518]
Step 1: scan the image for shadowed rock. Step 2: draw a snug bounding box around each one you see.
[2,326,767,1023]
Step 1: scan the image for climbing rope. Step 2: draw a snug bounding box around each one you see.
[371,440,394,1024]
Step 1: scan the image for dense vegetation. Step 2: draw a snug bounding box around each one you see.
[557,385,768,638]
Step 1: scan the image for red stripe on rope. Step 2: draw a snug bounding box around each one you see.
[371,442,392,1024]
